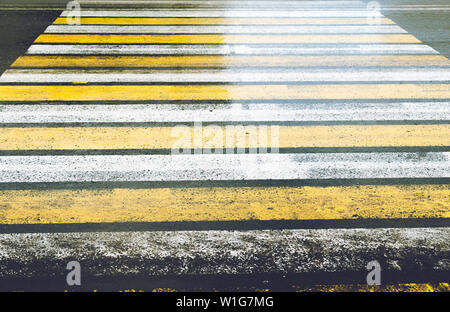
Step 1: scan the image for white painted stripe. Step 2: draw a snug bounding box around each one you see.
[0,102,448,123]
[60,10,383,18]
[3,68,449,83]
[0,153,447,183]
[0,228,447,278]
[44,25,405,34]
[26,44,438,55]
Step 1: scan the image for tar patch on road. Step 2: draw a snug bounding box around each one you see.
[0,10,61,75]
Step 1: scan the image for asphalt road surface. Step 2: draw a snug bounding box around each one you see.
[0,0,448,292]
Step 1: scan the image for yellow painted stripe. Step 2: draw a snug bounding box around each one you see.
[34,34,421,44]
[0,125,448,150]
[0,84,449,101]
[12,55,450,68]
[53,17,396,25]
[0,184,448,224]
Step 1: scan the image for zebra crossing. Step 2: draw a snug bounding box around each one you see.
[0,0,449,291]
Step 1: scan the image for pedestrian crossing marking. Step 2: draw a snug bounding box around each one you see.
[0,153,447,183]
[0,125,448,150]
[43,25,407,34]
[0,0,448,290]
[1,102,446,123]
[34,34,421,44]
[25,43,439,55]
[53,17,397,25]
[1,84,449,101]
[11,55,450,68]
[0,185,448,224]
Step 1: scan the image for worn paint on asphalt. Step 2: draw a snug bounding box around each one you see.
[0,185,448,224]
[0,0,448,291]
